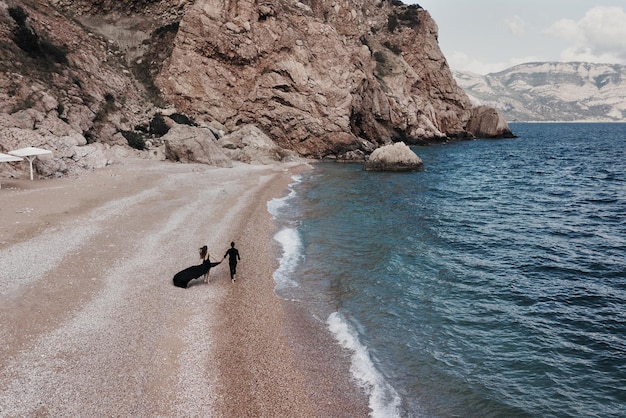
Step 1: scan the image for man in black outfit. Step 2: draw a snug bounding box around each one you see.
[224,242,241,283]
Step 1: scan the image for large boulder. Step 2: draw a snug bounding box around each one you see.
[163,124,232,168]
[466,106,516,138]
[363,142,424,172]
[218,124,299,165]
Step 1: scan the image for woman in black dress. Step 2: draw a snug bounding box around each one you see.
[173,246,221,288]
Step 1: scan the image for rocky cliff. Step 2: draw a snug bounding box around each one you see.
[0,0,511,178]
[455,62,626,122]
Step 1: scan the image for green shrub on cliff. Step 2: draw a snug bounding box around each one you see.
[121,131,147,150]
[149,114,170,136]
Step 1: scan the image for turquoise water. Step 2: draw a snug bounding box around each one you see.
[269,123,626,417]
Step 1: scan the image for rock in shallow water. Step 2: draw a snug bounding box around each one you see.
[363,142,424,172]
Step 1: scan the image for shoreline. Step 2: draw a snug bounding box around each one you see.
[0,158,370,416]
[212,165,370,417]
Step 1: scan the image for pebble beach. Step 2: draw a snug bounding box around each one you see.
[0,159,369,417]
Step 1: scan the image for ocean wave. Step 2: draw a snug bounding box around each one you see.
[267,174,301,219]
[327,311,403,418]
[272,227,303,291]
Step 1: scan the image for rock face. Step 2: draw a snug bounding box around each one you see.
[0,0,511,178]
[363,142,423,171]
[157,0,481,155]
[466,106,516,139]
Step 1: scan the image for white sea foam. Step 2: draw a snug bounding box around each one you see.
[269,174,304,291]
[290,173,302,186]
[327,311,402,418]
[267,174,301,218]
[272,227,302,290]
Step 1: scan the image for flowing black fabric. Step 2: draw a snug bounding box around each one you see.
[172,259,220,288]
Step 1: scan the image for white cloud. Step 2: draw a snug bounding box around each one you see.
[504,15,527,36]
[546,6,626,64]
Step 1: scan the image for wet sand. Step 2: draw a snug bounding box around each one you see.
[0,159,369,416]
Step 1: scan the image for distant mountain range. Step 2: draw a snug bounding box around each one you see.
[454,62,626,122]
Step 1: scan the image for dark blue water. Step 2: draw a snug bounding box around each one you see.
[269,123,626,417]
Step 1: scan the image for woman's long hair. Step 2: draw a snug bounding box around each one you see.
[199,245,208,261]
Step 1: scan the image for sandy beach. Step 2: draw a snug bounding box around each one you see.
[0,159,370,417]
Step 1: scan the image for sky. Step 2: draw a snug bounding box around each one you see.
[405,1,626,74]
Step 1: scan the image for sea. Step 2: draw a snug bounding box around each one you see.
[267,122,626,418]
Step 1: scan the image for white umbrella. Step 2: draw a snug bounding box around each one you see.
[8,147,53,181]
[0,152,24,189]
